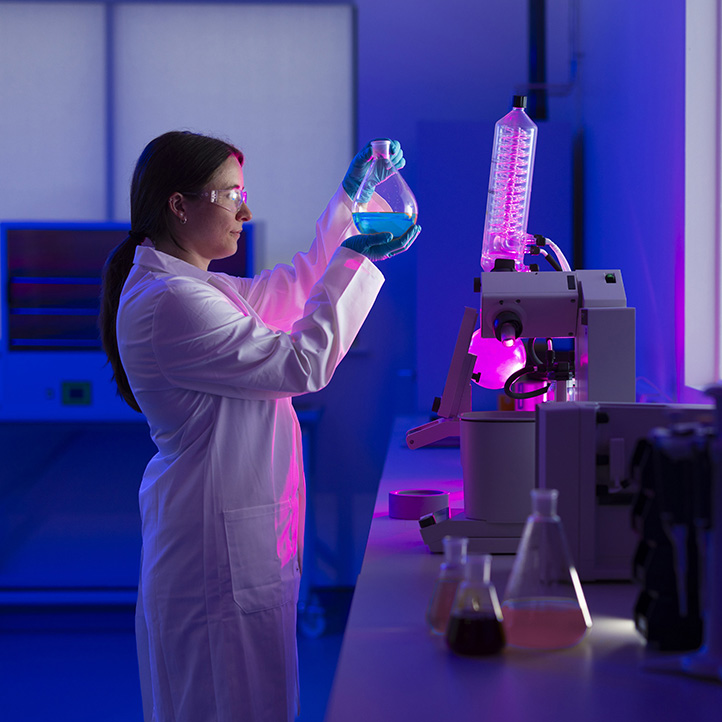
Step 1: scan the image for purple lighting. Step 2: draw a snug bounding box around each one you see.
[469,329,526,389]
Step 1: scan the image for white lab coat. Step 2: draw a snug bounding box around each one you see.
[117,186,384,722]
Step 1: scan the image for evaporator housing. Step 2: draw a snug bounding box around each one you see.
[481,95,538,272]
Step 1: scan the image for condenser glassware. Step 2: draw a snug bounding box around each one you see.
[481,95,538,272]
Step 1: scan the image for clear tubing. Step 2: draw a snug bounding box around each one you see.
[543,237,572,272]
[481,99,538,272]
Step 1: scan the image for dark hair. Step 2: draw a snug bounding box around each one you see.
[99,131,244,412]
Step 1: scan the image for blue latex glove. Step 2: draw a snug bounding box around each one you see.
[341,224,421,262]
[342,139,406,202]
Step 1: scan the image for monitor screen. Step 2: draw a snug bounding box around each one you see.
[1,222,254,352]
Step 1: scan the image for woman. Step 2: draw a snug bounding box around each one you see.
[99,130,420,722]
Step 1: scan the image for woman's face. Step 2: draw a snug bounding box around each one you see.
[180,155,252,270]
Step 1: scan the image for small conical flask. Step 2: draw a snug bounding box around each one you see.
[445,554,505,656]
[352,139,418,237]
[502,489,592,650]
[426,536,468,635]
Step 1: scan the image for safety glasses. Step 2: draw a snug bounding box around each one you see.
[185,188,248,214]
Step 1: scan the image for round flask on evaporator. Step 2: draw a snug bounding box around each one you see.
[426,535,468,635]
[352,139,418,237]
[501,489,593,649]
[481,95,538,272]
[445,554,505,656]
[469,328,527,390]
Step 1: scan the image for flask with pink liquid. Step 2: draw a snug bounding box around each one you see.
[502,489,592,649]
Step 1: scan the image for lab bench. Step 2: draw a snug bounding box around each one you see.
[324,417,722,721]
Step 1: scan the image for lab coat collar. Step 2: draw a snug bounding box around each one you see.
[133,245,216,283]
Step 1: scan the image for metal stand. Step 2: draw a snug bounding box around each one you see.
[406,307,478,449]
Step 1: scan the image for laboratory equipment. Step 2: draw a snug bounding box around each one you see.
[352,139,418,237]
[414,269,637,553]
[468,329,526,390]
[406,307,478,449]
[538,401,713,581]
[410,270,636,452]
[457,411,536,549]
[501,489,592,650]
[0,222,255,421]
[446,554,505,656]
[409,95,636,555]
[478,268,636,403]
[631,420,710,650]
[481,95,537,272]
[426,535,468,635]
[633,384,722,683]
[680,384,722,681]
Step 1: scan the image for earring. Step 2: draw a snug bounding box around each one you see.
[180,216,187,225]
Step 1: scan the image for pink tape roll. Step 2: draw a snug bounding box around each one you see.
[388,489,449,520]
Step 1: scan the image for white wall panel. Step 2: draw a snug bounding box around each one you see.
[0,3,107,220]
[685,0,721,390]
[113,3,354,270]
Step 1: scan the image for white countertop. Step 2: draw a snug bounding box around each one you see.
[324,417,722,721]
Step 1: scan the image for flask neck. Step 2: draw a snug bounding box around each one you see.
[465,554,493,584]
[370,139,392,159]
[442,535,468,565]
[531,488,559,517]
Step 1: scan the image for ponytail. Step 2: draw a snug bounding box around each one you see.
[99,233,145,413]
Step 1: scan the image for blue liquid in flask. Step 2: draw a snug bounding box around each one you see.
[353,211,415,237]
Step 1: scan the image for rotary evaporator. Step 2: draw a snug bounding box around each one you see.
[401,96,721,671]
[407,95,637,555]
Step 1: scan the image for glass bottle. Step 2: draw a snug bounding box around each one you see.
[502,489,593,649]
[481,95,538,272]
[445,554,505,656]
[352,139,418,237]
[426,536,468,635]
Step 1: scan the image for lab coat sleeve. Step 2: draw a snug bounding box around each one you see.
[229,186,388,332]
[151,247,383,400]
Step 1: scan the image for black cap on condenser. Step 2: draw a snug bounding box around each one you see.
[513,95,528,108]
[491,257,516,272]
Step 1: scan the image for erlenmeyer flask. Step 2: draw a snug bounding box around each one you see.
[352,139,418,237]
[426,536,468,635]
[502,489,592,649]
[445,554,505,656]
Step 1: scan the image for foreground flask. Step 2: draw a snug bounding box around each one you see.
[502,489,592,649]
[352,139,418,237]
[446,554,505,656]
[426,536,468,635]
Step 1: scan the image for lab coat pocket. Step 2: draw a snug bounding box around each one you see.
[223,502,293,614]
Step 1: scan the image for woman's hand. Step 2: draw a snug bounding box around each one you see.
[341,224,420,261]
[342,139,405,202]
